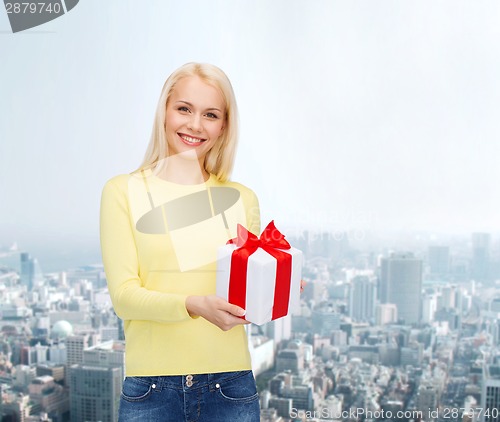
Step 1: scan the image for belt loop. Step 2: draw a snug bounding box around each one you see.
[209,373,216,391]
[155,376,162,390]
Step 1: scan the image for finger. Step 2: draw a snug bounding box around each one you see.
[228,316,250,326]
[217,312,250,331]
[225,303,246,317]
[225,313,250,324]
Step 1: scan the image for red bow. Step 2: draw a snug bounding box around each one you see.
[228,221,292,321]
[228,220,291,251]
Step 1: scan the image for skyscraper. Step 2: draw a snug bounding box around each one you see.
[380,253,423,325]
[69,365,122,422]
[349,275,377,322]
[65,335,90,367]
[20,252,42,291]
[416,383,439,417]
[69,341,125,422]
[472,232,491,281]
[481,364,500,422]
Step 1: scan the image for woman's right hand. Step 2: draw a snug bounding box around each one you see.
[185,295,250,331]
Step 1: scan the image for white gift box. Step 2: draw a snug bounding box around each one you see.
[216,243,303,325]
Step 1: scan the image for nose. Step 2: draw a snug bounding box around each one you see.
[187,114,203,133]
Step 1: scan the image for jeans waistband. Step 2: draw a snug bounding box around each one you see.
[129,370,252,391]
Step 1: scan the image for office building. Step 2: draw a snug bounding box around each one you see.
[375,303,398,326]
[268,397,293,418]
[280,385,314,412]
[28,375,69,420]
[380,253,423,325]
[349,275,376,322]
[472,233,491,281]
[437,284,457,311]
[20,252,43,291]
[13,364,37,389]
[481,364,500,422]
[312,305,342,336]
[69,340,125,422]
[65,334,91,367]
[36,364,65,385]
[69,365,122,422]
[422,292,437,324]
[276,349,302,374]
[416,383,439,418]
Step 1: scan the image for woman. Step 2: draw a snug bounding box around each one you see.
[100,63,261,421]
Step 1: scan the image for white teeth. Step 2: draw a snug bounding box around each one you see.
[181,135,204,144]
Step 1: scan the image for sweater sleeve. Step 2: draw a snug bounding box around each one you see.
[100,177,192,323]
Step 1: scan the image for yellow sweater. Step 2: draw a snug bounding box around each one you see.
[100,170,260,376]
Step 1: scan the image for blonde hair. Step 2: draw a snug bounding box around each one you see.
[137,63,239,182]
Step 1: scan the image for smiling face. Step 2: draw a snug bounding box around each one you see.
[165,76,226,163]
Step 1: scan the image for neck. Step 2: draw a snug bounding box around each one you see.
[156,153,210,185]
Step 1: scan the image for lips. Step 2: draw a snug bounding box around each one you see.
[178,133,207,146]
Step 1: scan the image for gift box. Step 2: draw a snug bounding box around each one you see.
[216,221,303,325]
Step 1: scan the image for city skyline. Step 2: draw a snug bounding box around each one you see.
[2,212,500,421]
[2,225,499,274]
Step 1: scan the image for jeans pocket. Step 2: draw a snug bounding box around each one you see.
[217,371,259,403]
[121,376,154,402]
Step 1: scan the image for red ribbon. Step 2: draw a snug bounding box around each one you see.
[228,221,292,321]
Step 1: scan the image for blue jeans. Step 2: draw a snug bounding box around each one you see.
[118,370,260,422]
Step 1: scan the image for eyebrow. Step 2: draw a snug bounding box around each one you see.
[175,100,223,112]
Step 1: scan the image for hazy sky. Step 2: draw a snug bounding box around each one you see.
[1,1,500,265]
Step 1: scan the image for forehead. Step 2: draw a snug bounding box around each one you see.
[170,76,225,109]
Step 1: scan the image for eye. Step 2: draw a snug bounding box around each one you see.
[205,112,219,119]
[177,106,190,113]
